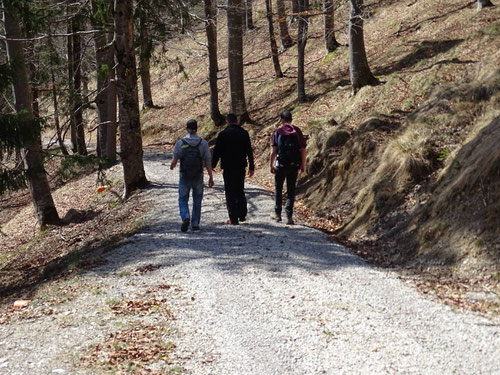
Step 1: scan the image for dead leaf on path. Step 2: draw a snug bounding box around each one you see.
[13,299,31,308]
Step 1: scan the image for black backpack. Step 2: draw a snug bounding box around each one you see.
[180,139,203,180]
[276,132,301,168]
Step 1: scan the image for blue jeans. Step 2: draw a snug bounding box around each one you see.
[178,175,204,227]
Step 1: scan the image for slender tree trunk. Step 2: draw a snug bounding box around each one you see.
[245,0,255,30]
[227,0,249,123]
[105,1,117,163]
[114,0,148,198]
[291,0,299,22]
[71,15,87,155]
[266,0,284,78]
[349,0,379,95]
[92,0,113,159]
[297,0,309,102]
[204,0,225,125]
[3,3,60,227]
[277,0,294,49]
[67,14,77,153]
[51,71,69,156]
[477,0,494,10]
[138,3,154,109]
[324,0,340,53]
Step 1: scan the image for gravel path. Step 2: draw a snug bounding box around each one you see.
[0,151,499,375]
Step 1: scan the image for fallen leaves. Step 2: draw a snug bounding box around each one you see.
[80,324,177,374]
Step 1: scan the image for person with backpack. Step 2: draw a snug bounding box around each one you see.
[212,113,255,225]
[269,110,306,225]
[170,119,214,232]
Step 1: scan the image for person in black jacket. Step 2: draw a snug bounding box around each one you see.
[212,113,255,225]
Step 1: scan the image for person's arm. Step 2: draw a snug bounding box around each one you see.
[170,158,178,170]
[170,140,181,169]
[270,146,278,174]
[246,131,255,177]
[212,134,221,169]
[299,148,306,174]
[205,165,214,187]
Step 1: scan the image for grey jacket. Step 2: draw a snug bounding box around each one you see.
[173,134,211,167]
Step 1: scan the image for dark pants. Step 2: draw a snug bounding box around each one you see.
[274,166,299,219]
[223,168,247,222]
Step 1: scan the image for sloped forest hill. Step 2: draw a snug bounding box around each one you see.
[141,0,499,279]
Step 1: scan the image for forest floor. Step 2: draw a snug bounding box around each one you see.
[0,151,499,374]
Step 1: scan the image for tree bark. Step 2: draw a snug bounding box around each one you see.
[51,71,69,156]
[91,0,117,160]
[3,2,60,227]
[204,0,225,125]
[324,0,340,53]
[114,0,148,198]
[349,0,379,95]
[277,0,294,49]
[291,0,299,22]
[477,0,494,10]
[68,9,87,155]
[297,0,309,102]
[227,0,249,123]
[67,13,77,153]
[266,0,284,78]
[138,2,154,109]
[245,0,255,30]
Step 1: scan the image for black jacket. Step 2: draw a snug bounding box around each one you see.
[212,124,255,171]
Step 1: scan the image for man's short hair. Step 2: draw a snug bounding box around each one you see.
[280,110,292,122]
[186,119,198,132]
[226,113,238,124]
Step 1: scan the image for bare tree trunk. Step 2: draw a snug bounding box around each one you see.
[266,0,284,78]
[477,0,494,10]
[67,14,77,153]
[204,0,225,125]
[114,0,148,198]
[138,3,154,109]
[227,0,249,123]
[349,0,378,95]
[297,0,309,102]
[277,0,294,49]
[51,71,69,156]
[291,0,299,22]
[3,2,60,227]
[91,0,116,160]
[245,0,255,30]
[324,0,340,52]
[71,15,87,155]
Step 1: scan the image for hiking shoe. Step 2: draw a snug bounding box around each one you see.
[181,218,190,232]
[270,212,282,222]
[239,217,246,222]
[192,226,200,231]
[286,217,294,225]
[227,219,239,225]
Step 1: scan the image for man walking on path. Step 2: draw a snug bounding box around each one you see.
[212,113,255,225]
[270,110,306,225]
[170,119,214,231]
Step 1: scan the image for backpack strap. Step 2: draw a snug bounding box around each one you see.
[181,138,202,149]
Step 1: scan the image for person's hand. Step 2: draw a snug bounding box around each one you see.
[248,169,254,178]
[170,164,175,170]
[299,165,305,174]
[270,166,276,174]
[208,176,214,188]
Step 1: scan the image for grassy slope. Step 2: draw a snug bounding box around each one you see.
[141,0,500,278]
